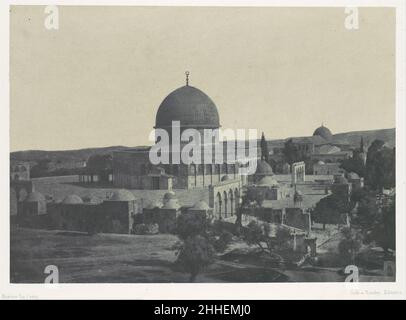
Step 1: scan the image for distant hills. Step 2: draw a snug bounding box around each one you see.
[10,128,395,164]
[10,146,132,163]
[331,128,395,148]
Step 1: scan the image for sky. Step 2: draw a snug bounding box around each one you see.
[10,6,395,152]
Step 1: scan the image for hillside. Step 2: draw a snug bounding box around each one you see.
[10,128,395,164]
[10,146,132,162]
[331,128,395,148]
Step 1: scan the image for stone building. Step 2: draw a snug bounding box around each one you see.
[113,78,243,190]
[312,161,345,176]
[291,161,305,184]
[20,191,47,216]
[209,176,241,220]
[14,190,139,234]
[10,161,30,181]
[249,176,290,201]
[265,124,356,173]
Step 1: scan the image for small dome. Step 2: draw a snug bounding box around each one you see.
[162,198,180,210]
[163,191,176,201]
[62,194,83,204]
[255,159,273,176]
[109,190,136,201]
[221,175,230,182]
[25,191,46,203]
[294,190,303,203]
[191,200,210,211]
[347,172,360,179]
[334,176,349,184]
[313,125,333,141]
[257,176,278,186]
[145,200,163,209]
[86,195,102,204]
[317,160,325,165]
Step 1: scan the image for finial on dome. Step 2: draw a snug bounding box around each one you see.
[185,71,190,86]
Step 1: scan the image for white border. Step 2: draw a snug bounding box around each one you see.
[1,0,405,300]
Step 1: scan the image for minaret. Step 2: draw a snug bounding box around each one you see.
[260,132,267,161]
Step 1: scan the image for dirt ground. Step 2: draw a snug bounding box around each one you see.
[11,225,392,283]
[11,227,186,283]
[10,228,284,283]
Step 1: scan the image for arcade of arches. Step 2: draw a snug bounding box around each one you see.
[209,178,241,219]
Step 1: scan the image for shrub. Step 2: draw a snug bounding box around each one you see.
[133,223,149,235]
[133,223,159,235]
[176,235,215,282]
[176,212,208,240]
[213,230,233,252]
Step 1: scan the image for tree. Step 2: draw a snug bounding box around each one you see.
[176,211,208,240]
[365,140,395,192]
[176,235,215,282]
[338,227,363,265]
[30,159,52,178]
[235,187,251,231]
[381,198,396,253]
[245,187,266,207]
[283,139,299,166]
[243,221,291,255]
[350,187,369,206]
[354,193,379,228]
[174,212,229,282]
[360,136,365,152]
[340,156,366,177]
[364,196,395,255]
[282,139,310,166]
[213,230,234,252]
[244,220,269,253]
[86,154,113,182]
[313,194,349,229]
[260,132,269,163]
[350,187,395,255]
[234,187,266,233]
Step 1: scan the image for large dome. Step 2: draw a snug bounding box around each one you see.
[313,125,333,141]
[155,86,220,129]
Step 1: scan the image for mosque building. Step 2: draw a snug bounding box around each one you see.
[112,73,247,190]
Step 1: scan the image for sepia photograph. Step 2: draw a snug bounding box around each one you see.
[1,0,405,301]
